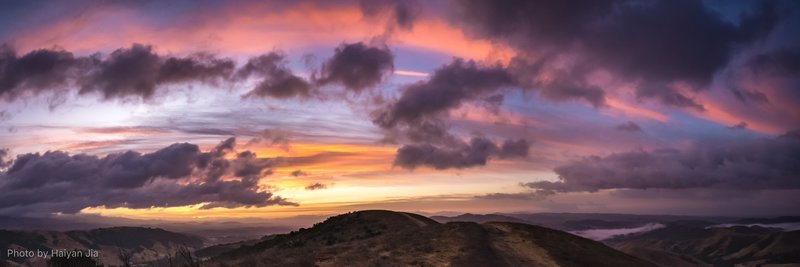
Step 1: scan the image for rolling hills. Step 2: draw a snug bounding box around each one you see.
[0,227,203,266]
[606,221,800,267]
[3,211,797,266]
[210,210,655,267]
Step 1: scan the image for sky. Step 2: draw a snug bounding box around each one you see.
[0,0,798,220]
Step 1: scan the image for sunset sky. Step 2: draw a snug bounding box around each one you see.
[0,0,798,220]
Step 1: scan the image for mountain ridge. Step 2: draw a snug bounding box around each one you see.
[211,210,656,267]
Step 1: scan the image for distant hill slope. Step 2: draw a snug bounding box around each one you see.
[500,212,731,231]
[430,213,529,224]
[211,210,655,267]
[433,212,734,232]
[736,216,800,225]
[0,226,203,266]
[606,221,800,266]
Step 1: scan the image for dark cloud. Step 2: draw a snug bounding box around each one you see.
[454,0,786,109]
[371,56,606,148]
[79,43,235,100]
[371,59,537,169]
[394,141,491,169]
[380,119,460,146]
[481,94,504,112]
[746,49,800,76]
[372,59,515,128]
[360,0,420,32]
[290,170,309,177]
[158,53,236,84]
[498,139,530,159]
[730,88,769,103]
[1,44,315,103]
[0,148,10,168]
[523,132,800,194]
[615,121,642,132]
[475,192,546,200]
[236,52,312,99]
[741,47,800,102]
[313,42,394,92]
[304,182,327,190]
[507,58,607,107]
[394,137,528,170]
[728,121,748,130]
[0,45,78,100]
[0,138,295,216]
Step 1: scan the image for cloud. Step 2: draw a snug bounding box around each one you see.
[370,59,538,169]
[394,137,529,169]
[370,56,607,149]
[360,0,421,36]
[304,182,327,190]
[0,138,295,216]
[453,0,785,109]
[498,138,530,159]
[314,42,394,92]
[523,131,800,194]
[0,43,319,103]
[372,59,515,129]
[508,58,607,107]
[746,48,800,77]
[246,128,291,151]
[0,45,78,100]
[0,148,10,168]
[290,170,309,177]
[379,118,461,146]
[615,121,642,132]
[729,121,748,130]
[236,52,312,99]
[79,43,235,100]
[738,47,800,105]
[730,88,769,103]
[474,192,545,200]
[1,43,236,102]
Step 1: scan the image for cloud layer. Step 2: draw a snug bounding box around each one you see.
[525,131,800,193]
[454,0,787,109]
[373,59,515,128]
[237,52,311,99]
[394,137,529,169]
[80,44,236,100]
[0,41,398,103]
[0,138,294,216]
[314,42,394,92]
[0,45,79,100]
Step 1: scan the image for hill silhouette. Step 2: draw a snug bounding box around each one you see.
[212,210,655,267]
